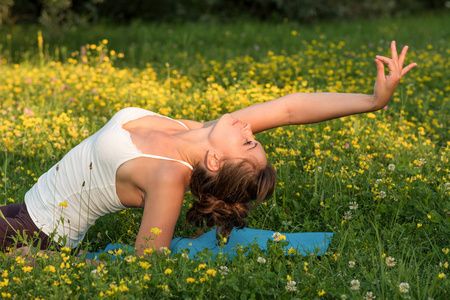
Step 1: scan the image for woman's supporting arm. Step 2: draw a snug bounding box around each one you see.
[134,170,187,256]
[229,41,417,134]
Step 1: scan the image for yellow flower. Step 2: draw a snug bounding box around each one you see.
[143,248,154,255]
[44,265,56,273]
[206,269,217,277]
[22,266,33,273]
[157,284,169,291]
[59,201,68,208]
[164,268,172,275]
[272,232,286,242]
[417,223,423,228]
[150,227,162,236]
[15,256,25,265]
[138,261,152,270]
[367,113,376,119]
[61,247,71,252]
[119,284,129,292]
[198,263,207,269]
[438,273,446,279]
[0,278,9,288]
[287,275,292,281]
[318,289,326,296]
[186,277,195,283]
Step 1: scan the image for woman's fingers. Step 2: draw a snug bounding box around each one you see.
[377,43,417,79]
[401,62,418,76]
[375,55,399,76]
[398,45,409,69]
[390,41,399,64]
[375,55,391,65]
[375,58,386,82]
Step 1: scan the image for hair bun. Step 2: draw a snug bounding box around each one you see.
[186,195,249,237]
[187,158,277,237]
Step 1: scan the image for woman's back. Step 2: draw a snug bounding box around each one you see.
[25,107,194,248]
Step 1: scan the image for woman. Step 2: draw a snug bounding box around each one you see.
[0,41,416,256]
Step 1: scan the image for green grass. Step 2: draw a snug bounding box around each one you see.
[0,11,449,299]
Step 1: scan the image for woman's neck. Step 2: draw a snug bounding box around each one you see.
[170,126,211,168]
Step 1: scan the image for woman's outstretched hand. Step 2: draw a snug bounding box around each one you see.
[372,40,417,109]
[223,40,418,132]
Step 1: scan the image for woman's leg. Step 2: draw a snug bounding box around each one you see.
[0,203,50,251]
[1,203,25,249]
[0,203,23,218]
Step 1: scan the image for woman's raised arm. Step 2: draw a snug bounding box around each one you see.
[228,41,417,134]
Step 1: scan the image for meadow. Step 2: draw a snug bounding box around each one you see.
[0,11,449,299]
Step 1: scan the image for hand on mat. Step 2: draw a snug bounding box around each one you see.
[372,40,417,110]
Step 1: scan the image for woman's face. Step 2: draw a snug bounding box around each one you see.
[208,114,267,168]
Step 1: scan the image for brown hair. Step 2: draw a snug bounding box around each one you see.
[186,158,277,238]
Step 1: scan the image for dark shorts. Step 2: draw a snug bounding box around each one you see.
[0,202,51,251]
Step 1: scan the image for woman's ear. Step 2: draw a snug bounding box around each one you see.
[206,150,220,172]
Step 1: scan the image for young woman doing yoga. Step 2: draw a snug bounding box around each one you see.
[0,41,416,256]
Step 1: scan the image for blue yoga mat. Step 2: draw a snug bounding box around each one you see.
[83,227,333,261]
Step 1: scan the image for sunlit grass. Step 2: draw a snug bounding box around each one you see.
[0,12,449,298]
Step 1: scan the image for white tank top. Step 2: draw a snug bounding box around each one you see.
[25,107,193,248]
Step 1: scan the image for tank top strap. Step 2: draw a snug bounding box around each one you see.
[151,112,189,130]
[168,118,189,130]
[138,154,193,171]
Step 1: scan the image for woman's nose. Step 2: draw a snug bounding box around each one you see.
[244,123,252,132]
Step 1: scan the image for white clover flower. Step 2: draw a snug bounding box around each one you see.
[399,282,410,293]
[317,166,323,172]
[363,291,376,300]
[257,257,267,264]
[349,201,358,210]
[124,255,134,263]
[272,232,286,242]
[388,164,395,171]
[344,211,352,220]
[418,158,427,166]
[390,195,399,201]
[445,182,450,190]
[375,179,383,185]
[286,280,297,292]
[159,247,170,254]
[385,256,397,267]
[350,279,360,291]
[379,191,386,199]
[219,266,229,276]
[348,261,356,268]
